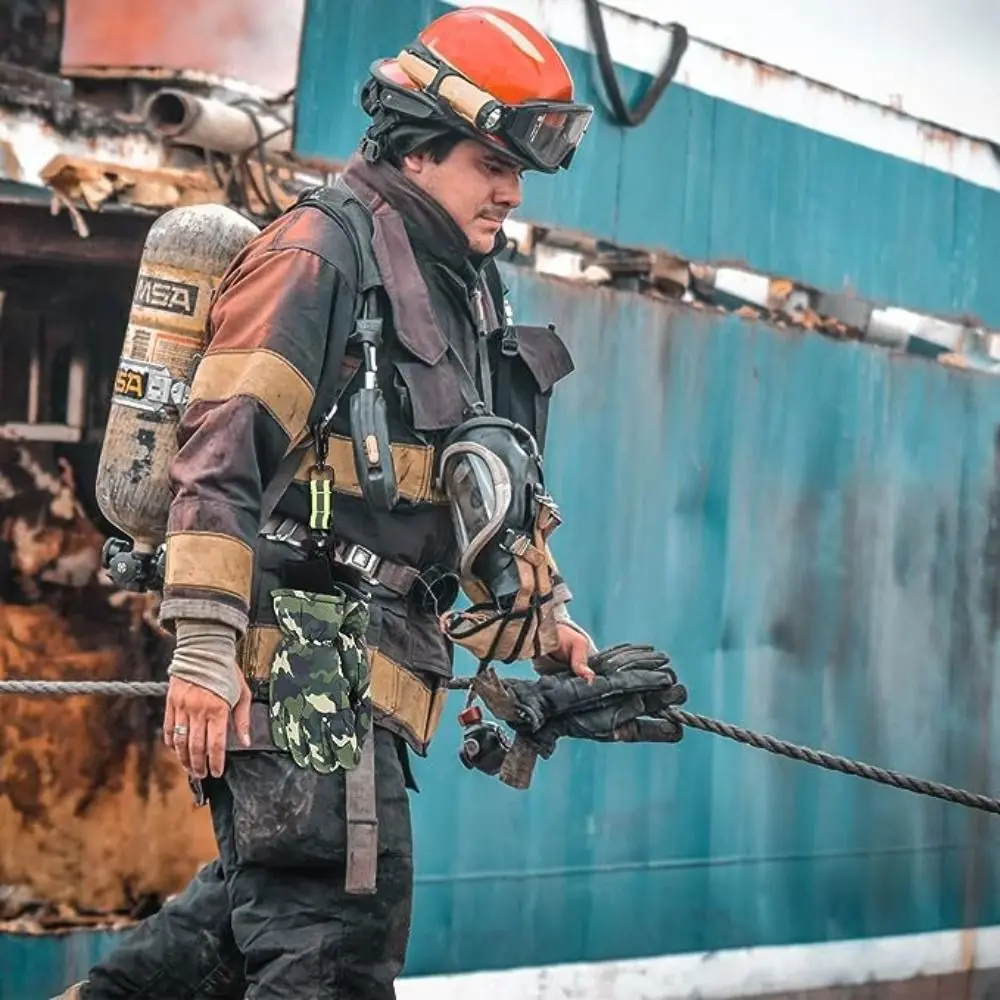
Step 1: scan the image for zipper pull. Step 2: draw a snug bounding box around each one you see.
[471,286,489,337]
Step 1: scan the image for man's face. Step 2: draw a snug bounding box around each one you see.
[402,138,524,255]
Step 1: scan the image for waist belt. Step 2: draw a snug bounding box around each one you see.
[260,515,421,598]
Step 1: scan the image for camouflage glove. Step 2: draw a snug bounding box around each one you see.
[268,587,373,774]
[497,643,688,755]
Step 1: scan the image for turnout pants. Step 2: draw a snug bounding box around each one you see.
[77,725,413,1000]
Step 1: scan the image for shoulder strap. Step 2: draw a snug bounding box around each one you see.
[298,177,381,298]
[483,258,519,420]
[259,180,382,526]
[483,259,508,324]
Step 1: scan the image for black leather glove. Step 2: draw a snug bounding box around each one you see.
[473,643,688,763]
[512,642,686,752]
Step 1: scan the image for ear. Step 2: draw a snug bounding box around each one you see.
[400,151,429,176]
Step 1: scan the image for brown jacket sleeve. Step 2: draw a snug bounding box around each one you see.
[159,240,345,634]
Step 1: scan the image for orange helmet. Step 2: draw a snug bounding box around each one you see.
[360,7,593,173]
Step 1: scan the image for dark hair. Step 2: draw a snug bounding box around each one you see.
[385,128,463,166]
[409,131,463,162]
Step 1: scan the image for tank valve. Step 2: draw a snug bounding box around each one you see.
[101,537,166,593]
[458,707,511,776]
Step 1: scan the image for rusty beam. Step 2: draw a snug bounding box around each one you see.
[0,200,152,268]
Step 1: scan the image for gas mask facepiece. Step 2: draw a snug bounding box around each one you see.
[436,416,561,665]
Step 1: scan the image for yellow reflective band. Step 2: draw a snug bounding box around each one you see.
[309,467,333,533]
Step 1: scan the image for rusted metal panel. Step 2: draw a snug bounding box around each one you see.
[457,264,1000,974]
[0,601,216,911]
[60,0,306,98]
[0,440,217,918]
[0,268,216,936]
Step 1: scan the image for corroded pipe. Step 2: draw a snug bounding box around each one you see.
[144,88,292,158]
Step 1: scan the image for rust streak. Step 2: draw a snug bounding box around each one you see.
[919,123,961,152]
[0,436,215,918]
[712,39,990,159]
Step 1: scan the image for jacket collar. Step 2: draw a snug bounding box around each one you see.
[341,154,505,274]
[339,153,505,365]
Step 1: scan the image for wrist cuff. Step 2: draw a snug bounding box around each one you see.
[168,619,242,707]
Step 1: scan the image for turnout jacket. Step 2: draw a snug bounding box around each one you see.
[159,153,576,755]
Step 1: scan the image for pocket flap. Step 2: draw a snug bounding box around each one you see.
[393,358,467,431]
[512,325,575,393]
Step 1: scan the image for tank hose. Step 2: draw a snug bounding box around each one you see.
[2,677,999,816]
[582,0,689,127]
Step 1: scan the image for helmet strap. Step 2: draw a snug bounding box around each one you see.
[361,133,384,164]
[360,108,397,163]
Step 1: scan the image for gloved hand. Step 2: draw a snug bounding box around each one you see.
[268,586,374,774]
[490,642,688,756]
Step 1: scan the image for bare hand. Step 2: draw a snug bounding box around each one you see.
[552,623,596,683]
[163,673,251,779]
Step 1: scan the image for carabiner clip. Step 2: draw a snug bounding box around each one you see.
[312,421,329,468]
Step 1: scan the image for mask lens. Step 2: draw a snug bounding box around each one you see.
[444,452,498,553]
[504,105,593,169]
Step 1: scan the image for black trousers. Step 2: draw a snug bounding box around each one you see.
[79,726,413,1000]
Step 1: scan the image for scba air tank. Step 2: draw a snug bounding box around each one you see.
[95,203,261,591]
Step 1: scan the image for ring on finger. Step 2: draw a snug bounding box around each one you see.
[173,724,189,737]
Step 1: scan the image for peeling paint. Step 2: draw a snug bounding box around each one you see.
[41,154,225,212]
[0,109,168,189]
[496,216,1000,375]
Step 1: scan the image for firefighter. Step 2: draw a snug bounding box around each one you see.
[58,8,600,998]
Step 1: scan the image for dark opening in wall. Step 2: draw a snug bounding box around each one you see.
[0,0,63,74]
[0,261,134,529]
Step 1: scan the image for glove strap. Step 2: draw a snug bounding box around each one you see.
[469,666,520,723]
[498,734,540,790]
[345,734,378,894]
[469,666,544,790]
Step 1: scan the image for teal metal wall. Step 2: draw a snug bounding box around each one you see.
[294,0,1000,327]
[404,267,1000,975]
[7,267,1000,995]
[0,932,115,1000]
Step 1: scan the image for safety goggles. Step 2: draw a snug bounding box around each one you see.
[392,46,592,172]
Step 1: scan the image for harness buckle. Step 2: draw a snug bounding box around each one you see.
[262,517,305,549]
[343,542,381,579]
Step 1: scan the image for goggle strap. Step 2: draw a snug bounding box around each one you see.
[396,49,494,130]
